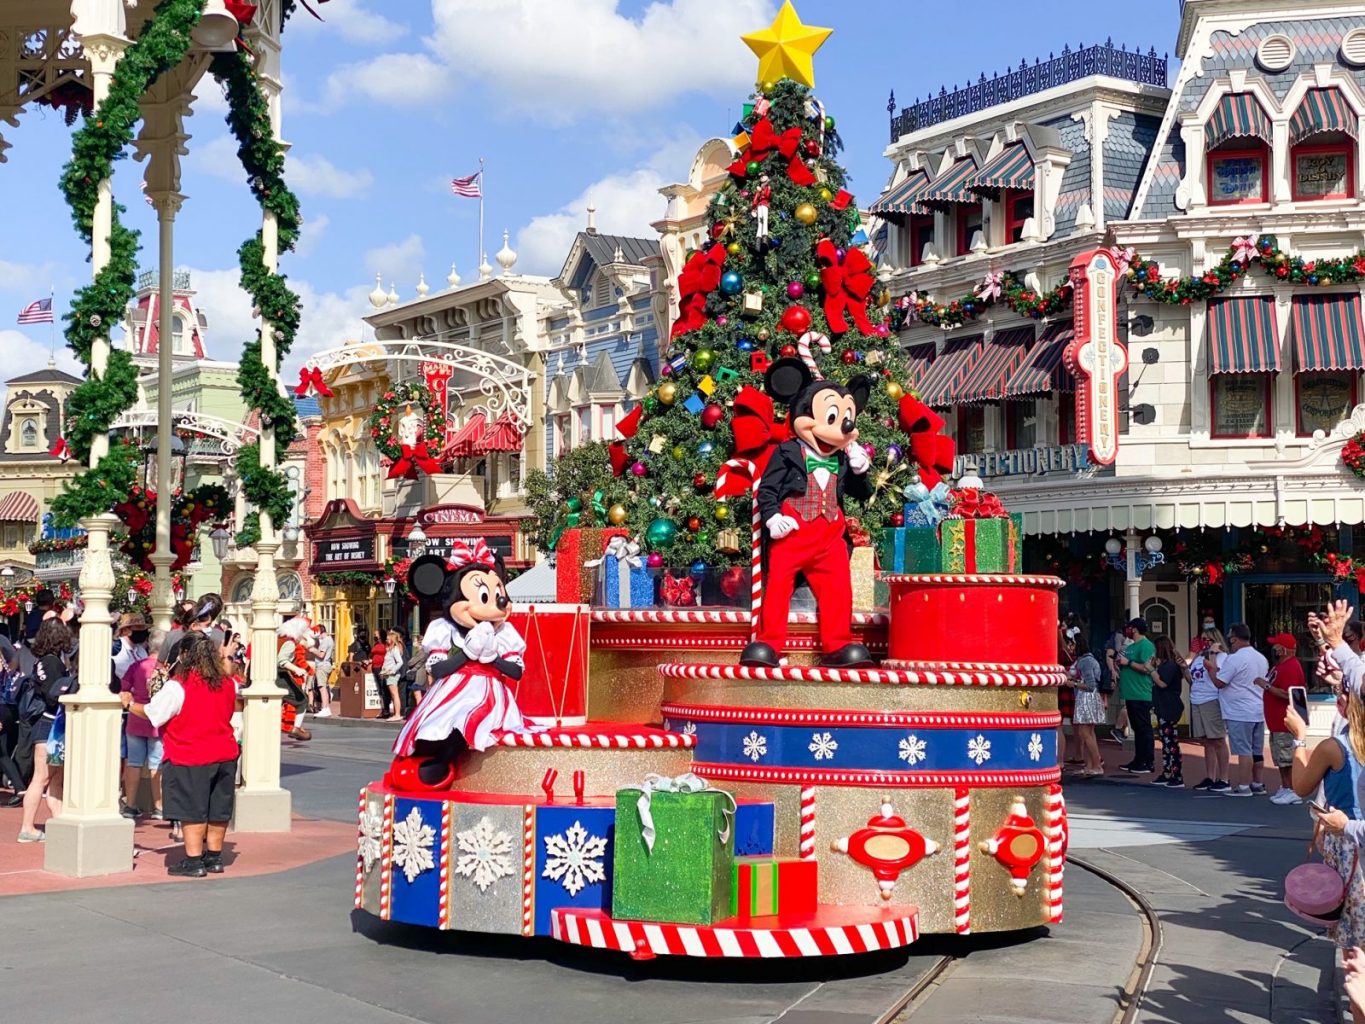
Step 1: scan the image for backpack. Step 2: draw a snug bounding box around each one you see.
[14,676,47,724]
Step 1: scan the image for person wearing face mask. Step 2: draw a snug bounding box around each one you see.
[112,613,150,683]
[1188,623,1231,792]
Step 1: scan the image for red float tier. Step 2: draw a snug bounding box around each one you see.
[881,574,1063,664]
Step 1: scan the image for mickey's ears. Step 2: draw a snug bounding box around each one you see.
[765,357,812,405]
[407,554,451,601]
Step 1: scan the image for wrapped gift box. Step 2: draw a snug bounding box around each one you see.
[533,803,617,936]
[612,787,735,925]
[878,525,945,573]
[555,527,628,604]
[850,546,879,612]
[733,800,775,856]
[731,856,818,920]
[591,540,656,609]
[940,513,1023,573]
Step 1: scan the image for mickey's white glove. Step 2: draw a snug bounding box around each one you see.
[766,513,800,539]
[845,441,871,474]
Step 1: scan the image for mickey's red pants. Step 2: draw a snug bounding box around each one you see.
[756,507,853,657]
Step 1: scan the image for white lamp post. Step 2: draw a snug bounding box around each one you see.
[383,577,397,597]
[407,523,427,558]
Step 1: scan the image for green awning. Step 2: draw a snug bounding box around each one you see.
[1290,88,1358,146]
[915,334,986,408]
[1004,320,1075,398]
[970,143,1034,194]
[1205,93,1272,150]
[869,169,931,216]
[1293,293,1365,372]
[920,158,981,205]
[1207,296,1280,374]
[953,328,1036,404]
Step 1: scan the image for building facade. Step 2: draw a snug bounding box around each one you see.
[879,2,1365,653]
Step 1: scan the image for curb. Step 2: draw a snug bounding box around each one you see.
[306,715,403,731]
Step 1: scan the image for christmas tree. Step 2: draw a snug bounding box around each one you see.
[538,4,943,576]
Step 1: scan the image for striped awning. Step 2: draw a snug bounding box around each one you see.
[0,491,39,522]
[445,412,486,458]
[1293,293,1365,372]
[1205,93,1272,150]
[1207,296,1280,374]
[953,328,1036,404]
[870,169,932,216]
[477,413,524,454]
[904,343,936,391]
[920,158,981,205]
[1004,321,1076,398]
[970,143,1034,193]
[1290,88,1358,146]
[914,334,986,408]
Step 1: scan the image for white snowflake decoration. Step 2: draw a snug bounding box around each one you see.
[809,731,838,761]
[391,806,436,883]
[967,734,992,766]
[898,734,927,766]
[681,721,697,738]
[358,803,383,872]
[1028,733,1044,762]
[743,730,768,762]
[542,820,608,896]
[455,816,515,893]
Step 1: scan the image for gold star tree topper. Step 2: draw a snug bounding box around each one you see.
[742,1,832,89]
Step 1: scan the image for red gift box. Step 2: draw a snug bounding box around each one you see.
[555,527,628,604]
[730,856,818,920]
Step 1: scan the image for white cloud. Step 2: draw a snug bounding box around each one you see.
[287,153,374,199]
[324,53,452,107]
[0,330,83,379]
[294,213,331,258]
[186,135,243,185]
[364,234,426,294]
[0,260,67,297]
[427,0,774,121]
[191,76,229,117]
[287,0,407,44]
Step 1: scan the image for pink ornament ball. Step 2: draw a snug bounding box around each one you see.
[786,281,804,299]
[876,323,890,338]
[661,364,672,376]
[862,443,875,458]
[630,461,648,477]
[646,552,664,568]
[717,315,728,326]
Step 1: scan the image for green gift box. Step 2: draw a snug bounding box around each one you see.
[877,526,945,573]
[613,787,735,925]
[939,514,1023,573]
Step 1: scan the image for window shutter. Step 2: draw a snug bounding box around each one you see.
[1256,35,1294,71]
[1343,29,1365,67]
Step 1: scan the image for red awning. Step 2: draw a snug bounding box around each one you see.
[0,491,39,522]
[476,413,524,454]
[445,412,486,458]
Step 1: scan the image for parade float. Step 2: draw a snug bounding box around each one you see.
[354,3,1069,959]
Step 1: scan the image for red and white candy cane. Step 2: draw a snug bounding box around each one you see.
[438,801,453,928]
[799,786,817,860]
[796,331,831,377]
[952,787,971,934]
[1044,784,1065,923]
[522,804,535,936]
[750,477,764,643]
[353,789,368,909]
[378,793,395,920]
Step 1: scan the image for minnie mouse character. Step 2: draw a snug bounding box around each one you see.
[741,358,876,669]
[387,539,533,792]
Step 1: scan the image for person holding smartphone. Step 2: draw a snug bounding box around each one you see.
[1260,633,1305,805]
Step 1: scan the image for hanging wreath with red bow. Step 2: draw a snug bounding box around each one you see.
[113,483,231,572]
[368,380,447,479]
[1342,431,1365,479]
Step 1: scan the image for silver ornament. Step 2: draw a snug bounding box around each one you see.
[89,314,102,327]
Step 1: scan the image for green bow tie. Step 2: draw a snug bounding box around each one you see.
[805,453,839,474]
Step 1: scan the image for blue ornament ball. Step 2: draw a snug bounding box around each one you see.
[697,441,714,456]
[690,559,708,579]
[769,236,781,248]
[720,270,743,295]
[737,337,755,352]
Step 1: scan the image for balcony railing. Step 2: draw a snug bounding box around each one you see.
[889,41,1169,141]
[136,268,193,291]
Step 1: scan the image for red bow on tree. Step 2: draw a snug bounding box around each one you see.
[225,1,257,22]
[387,442,441,480]
[661,572,696,607]
[897,395,956,489]
[727,116,817,188]
[295,365,335,398]
[816,238,877,335]
[715,386,793,497]
[949,487,1007,519]
[670,245,727,338]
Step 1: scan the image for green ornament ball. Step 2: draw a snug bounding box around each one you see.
[746,161,760,178]
[824,115,836,130]
[692,349,716,372]
[645,518,679,550]
[643,397,659,414]
[565,497,582,513]
[804,271,821,290]
[672,446,686,461]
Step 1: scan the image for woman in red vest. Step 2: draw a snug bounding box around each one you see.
[121,630,239,877]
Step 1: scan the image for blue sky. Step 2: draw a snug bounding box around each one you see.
[1,0,1180,380]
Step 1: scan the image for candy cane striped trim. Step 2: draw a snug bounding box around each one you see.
[593,635,880,652]
[691,762,1062,788]
[796,330,831,377]
[378,793,395,921]
[590,610,889,626]
[494,730,696,749]
[550,907,919,958]
[438,802,453,929]
[662,704,1062,729]
[354,788,367,910]
[1044,784,1065,924]
[952,788,971,935]
[657,662,1066,688]
[882,573,1064,588]
[799,786,817,861]
[750,478,763,644]
[521,805,535,937]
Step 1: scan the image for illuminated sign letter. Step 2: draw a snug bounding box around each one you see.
[1063,249,1128,466]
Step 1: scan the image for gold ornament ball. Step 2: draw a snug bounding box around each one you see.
[657,381,678,405]
[757,327,771,342]
[761,80,776,94]
[819,188,833,202]
[608,503,628,526]
[794,203,818,225]
[715,504,730,522]
[726,241,742,256]
[885,380,904,401]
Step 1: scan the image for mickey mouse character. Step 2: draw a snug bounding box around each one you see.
[387,539,533,792]
[741,358,877,669]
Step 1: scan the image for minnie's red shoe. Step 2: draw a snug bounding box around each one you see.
[385,756,456,793]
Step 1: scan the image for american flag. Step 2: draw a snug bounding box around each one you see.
[18,298,53,325]
[450,172,482,198]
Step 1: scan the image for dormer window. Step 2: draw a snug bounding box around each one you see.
[1289,89,1357,202]
[1204,93,1272,206]
[19,418,37,449]
[171,314,192,355]
[1005,192,1034,243]
[592,273,612,309]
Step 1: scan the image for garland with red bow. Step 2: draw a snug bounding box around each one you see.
[660,571,696,607]
[727,115,817,188]
[816,238,877,336]
[295,365,334,398]
[714,386,793,497]
[671,245,727,339]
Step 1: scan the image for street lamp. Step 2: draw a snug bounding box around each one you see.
[407,523,427,558]
[1103,536,1123,557]
[1103,535,1165,574]
[127,587,139,607]
[283,523,299,543]
[144,434,187,492]
[209,526,231,561]
[173,583,185,603]
[383,577,397,596]
[0,566,13,580]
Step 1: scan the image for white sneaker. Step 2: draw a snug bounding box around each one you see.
[315,708,333,718]
[1223,784,1254,797]
[1269,788,1303,805]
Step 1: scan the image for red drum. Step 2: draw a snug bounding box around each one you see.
[506,604,589,726]
[883,575,1062,666]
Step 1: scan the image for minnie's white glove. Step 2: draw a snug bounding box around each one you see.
[463,621,497,661]
[844,441,871,474]
[766,513,800,539]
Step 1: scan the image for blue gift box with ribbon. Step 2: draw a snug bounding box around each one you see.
[902,481,952,529]
[589,535,656,608]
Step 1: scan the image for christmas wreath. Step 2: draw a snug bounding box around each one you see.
[1343,431,1365,479]
[113,483,231,572]
[368,381,447,478]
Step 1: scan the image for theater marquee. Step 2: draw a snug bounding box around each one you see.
[1063,249,1128,466]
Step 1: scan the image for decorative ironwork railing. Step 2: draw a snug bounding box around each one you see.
[889,41,1168,141]
[136,269,193,291]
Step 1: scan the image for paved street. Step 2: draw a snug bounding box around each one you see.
[0,722,1344,1023]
